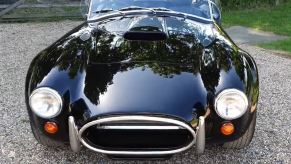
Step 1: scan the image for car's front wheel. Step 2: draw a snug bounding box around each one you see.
[222,111,257,149]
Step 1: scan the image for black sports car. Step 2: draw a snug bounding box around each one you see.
[26,0,259,159]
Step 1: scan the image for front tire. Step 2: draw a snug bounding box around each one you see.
[222,112,257,149]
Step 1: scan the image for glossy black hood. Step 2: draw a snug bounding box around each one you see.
[27,15,258,123]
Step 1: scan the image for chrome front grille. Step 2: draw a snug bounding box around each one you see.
[77,116,196,155]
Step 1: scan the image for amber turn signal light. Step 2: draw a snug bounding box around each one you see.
[220,122,235,136]
[44,122,58,134]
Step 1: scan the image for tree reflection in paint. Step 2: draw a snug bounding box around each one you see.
[29,16,241,106]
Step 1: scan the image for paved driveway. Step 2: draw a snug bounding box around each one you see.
[0,21,290,163]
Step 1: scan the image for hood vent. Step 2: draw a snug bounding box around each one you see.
[123,16,168,41]
[124,30,168,41]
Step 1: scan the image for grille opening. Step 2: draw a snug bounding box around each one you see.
[82,127,193,150]
[78,116,196,153]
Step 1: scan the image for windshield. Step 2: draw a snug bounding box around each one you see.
[89,0,212,20]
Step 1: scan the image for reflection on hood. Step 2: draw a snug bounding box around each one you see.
[31,15,247,108]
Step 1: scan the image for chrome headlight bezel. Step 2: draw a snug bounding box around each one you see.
[215,89,249,120]
[29,87,63,119]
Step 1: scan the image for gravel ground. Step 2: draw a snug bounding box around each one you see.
[0,21,291,163]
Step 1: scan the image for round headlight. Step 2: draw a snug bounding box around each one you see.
[215,89,248,120]
[29,87,62,118]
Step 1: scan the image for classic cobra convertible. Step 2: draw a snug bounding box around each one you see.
[26,0,259,159]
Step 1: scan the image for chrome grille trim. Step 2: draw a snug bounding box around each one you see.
[98,125,183,130]
[78,115,196,155]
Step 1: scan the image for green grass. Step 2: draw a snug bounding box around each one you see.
[222,2,291,54]
[24,0,71,4]
[0,6,83,22]
[3,6,81,17]
[260,39,291,53]
[223,2,291,35]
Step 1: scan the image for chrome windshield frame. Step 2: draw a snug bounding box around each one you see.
[86,0,219,23]
[87,9,213,24]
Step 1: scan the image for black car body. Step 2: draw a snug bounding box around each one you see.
[26,0,259,159]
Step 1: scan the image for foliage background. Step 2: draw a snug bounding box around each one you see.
[221,0,289,10]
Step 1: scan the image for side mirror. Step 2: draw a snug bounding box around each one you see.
[80,0,90,19]
[210,2,222,25]
[213,12,220,22]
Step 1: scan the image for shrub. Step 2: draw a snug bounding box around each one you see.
[221,0,288,10]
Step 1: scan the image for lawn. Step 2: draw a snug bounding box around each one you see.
[222,1,291,54]
[260,39,291,53]
[4,7,81,17]
[0,6,83,22]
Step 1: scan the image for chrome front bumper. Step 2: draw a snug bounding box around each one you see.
[68,115,205,155]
